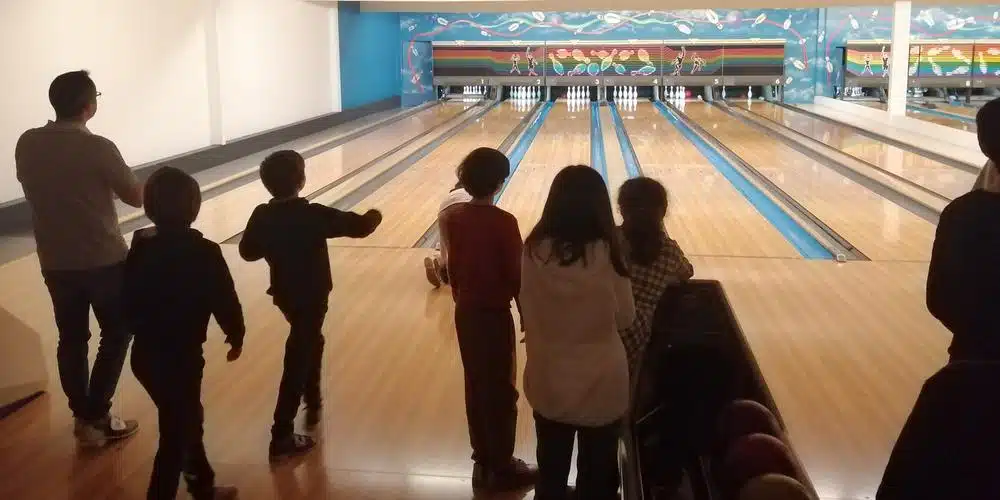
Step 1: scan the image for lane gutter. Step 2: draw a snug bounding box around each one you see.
[413,100,544,249]
[719,102,942,225]
[655,101,854,261]
[608,103,643,178]
[591,102,609,184]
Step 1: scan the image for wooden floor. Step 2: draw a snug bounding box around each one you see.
[0,100,953,500]
[736,101,975,201]
[685,102,937,262]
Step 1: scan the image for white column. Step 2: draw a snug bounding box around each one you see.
[887,0,912,117]
[203,0,224,145]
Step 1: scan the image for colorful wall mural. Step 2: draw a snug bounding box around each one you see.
[820,6,1000,96]
[398,6,1000,104]
[400,9,818,102]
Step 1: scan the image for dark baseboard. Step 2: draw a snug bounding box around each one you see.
[0,97,400,234]
[0,391,44,420]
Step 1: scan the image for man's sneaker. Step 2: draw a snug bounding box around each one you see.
[75,415,139,448]
[423,257,442,288]
[268,433,316,463]
[471,458,539,492]
[305,407,322,430]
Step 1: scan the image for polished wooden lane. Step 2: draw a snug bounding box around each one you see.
[693,257,948,500]
[685,103,936,262]
[937,102,980,117]
[330,105,532,249]
[0,246,948,500]
[175,103,470,243]
[858,101,976,132]
[736,101,976,201]
[621,103,801,259]
[498,103,591,238]
[598,105,630,222]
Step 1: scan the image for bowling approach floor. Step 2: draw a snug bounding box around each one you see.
[0,99,956,500]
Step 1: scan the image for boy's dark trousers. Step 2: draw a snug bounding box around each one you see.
[272,296,328,440]
[454,305,518,469]
[534,412,621,500]
[876,361,1000,500]
[42,262,130,421]
[131,349,215,500]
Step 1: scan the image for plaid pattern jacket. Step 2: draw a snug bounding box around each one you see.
[619,234,694,375]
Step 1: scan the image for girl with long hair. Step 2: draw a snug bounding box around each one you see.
[617,177,694,376]
[520,165,636,500]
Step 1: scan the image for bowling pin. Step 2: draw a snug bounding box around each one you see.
[748,86,753,100]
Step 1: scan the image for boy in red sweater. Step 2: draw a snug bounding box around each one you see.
[441,147,537,491]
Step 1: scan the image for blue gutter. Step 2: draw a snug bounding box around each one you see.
[496,102,553,201]
[907,105,976,123]
[653,102,832,260]
[590,103,608,184]
[608,103,642,178]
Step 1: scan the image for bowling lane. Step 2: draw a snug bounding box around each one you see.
[185,103,470,243]
[499,102,591,238]
[685,102,936,262]
[858,101,976,132]
[622,103,800,259]
[936,102,979,117]
[736,101,976,200]
[333,104,533,248]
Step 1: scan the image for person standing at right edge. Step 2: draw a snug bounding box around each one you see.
[520,165,636,500]
[441,147,538,492]
[15,70,143,447]
[876,99,1000,499]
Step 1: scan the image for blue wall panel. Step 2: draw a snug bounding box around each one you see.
[339,2,401,110]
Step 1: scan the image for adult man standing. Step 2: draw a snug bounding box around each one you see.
[15,70,143,447]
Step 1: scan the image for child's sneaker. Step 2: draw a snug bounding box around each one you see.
[268,433,316,463]
[423,257,442,288]
[305,407,322,430]
[472,458,538,492]
[75,415,139,448]
[434,260,449,286]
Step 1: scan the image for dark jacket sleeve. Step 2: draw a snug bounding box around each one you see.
[926,205,963,333]
[239,206,266,262]
[123,230,153,332]
[313,204,381,238]
[207,243,246,349]
[502,215,523,300]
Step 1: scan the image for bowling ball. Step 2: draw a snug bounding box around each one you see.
[738,473,813,500]
[717,399,782,450]
[721,433,799,496]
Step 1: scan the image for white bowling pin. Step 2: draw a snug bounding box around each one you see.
[748,86,753,100]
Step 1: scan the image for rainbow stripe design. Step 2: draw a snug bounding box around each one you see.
[663,45,723,76]
[974,43,1000,78]
[723,44,785,76]
[917,43,974,78]
[845,45,890,78]
[432,46,545,77]
[545,44,661,77]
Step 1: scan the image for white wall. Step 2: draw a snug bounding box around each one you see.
[0,0,341,204]
[216,0,336,141]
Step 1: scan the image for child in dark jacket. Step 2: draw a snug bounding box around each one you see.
[239,150,382,462]
[125,167,245,500]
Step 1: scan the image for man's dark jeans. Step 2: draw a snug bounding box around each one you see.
[42,262,131,421]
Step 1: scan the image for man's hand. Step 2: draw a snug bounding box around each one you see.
[226,347,242,362]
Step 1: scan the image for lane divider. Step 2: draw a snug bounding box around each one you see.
[654,101,833,260]
[608,103,642,178]
[591,103,609,184]
[495,102,554,201]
